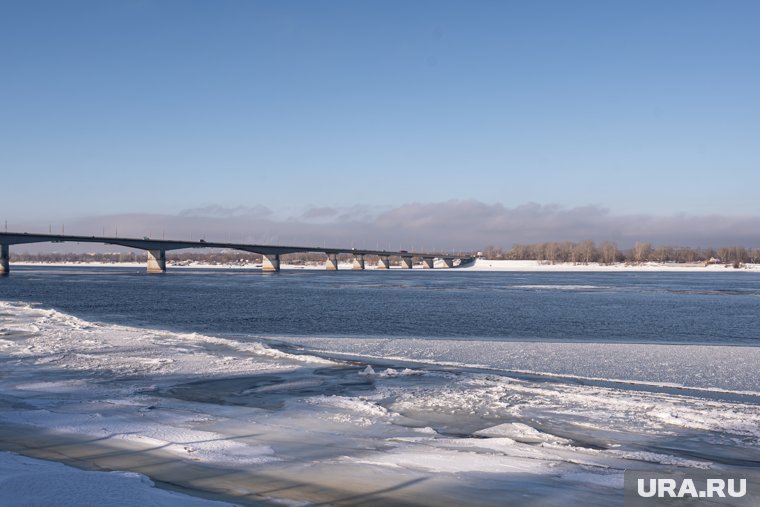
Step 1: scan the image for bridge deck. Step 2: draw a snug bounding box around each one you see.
[0,232,463,259]
[0,232,474,274]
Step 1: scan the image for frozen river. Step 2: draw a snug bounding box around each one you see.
[0,267,758,505]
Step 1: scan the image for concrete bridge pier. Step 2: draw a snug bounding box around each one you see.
[0,244,8,276]
[442,258,454,268]
[262,254,280,272]
[400,256,413,269]
[422,257,435,269]
[147,249,166,273]
[377,255,390,269]
[326,253,339,271]
[352,254,365,270]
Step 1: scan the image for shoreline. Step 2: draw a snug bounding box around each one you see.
[10,258,760,272]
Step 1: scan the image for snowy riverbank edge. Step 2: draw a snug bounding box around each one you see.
[12,258,760,272]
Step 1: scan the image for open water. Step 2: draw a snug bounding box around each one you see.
[1,266,759,346]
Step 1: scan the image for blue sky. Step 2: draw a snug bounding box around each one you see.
[2,1,759,242]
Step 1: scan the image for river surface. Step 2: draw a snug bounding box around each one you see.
[2,266,760,345]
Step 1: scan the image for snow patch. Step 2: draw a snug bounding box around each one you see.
[0,451,236,506]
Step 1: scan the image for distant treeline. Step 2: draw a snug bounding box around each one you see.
[481,242,760,266]
[11,251,391,265]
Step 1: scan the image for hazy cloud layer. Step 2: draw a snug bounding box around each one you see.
[12,200,760,253]
[178,205,273,218]
[300,206,338,220]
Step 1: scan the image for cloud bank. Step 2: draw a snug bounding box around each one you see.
[12,200,760,253]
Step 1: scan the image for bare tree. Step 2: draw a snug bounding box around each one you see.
[631,242,652,264]
[576,240,596,264]
[544,242,559,264]
[600,241,619,265]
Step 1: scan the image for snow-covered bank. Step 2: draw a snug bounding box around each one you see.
[465,258,760,272]
[13,258,760,271]
[0,301,758,506]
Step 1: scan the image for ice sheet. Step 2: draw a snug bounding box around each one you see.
[278,336,760,393]
[0,300,758,506]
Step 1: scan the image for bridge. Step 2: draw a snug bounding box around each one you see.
[0,232,474,275]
